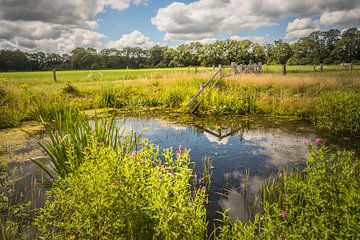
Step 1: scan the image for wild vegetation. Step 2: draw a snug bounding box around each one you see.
[1,68,360,135]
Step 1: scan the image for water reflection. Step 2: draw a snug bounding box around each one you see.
[116,115,316,220]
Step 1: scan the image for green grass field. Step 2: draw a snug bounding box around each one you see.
[1,65,358,85]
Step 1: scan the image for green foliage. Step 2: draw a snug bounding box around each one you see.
[30,99,75,123]
[33,107,138,179]
[314,91,360,135]
[0,84,22,128]
[215,146,360,239]
[62,83,79,95]
[99,88,118,107]
[35,141,207,239]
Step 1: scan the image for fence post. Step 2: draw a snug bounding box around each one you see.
[320,63,323,73]
[350,62,353,71]
[53,69,57,82]
[219,64,223,79]
[282,64,286,75]
[258,62,262,74]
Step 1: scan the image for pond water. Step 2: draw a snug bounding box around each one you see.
[5,113,357,221]
[116,114,318,221]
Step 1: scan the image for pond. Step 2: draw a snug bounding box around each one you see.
[4,113,358,221]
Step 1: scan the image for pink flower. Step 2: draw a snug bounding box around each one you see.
[176,150,181,155]
[304,141,309,145]
[280,211,287,219]
[179,144,182,149]
[130,151,138,156]
[315,138,322,144]
[201,186,206,191]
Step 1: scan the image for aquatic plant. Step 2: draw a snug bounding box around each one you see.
[32,107,139,179]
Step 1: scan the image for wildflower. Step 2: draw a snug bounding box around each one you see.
[130,151,138,156]
[176,149,181,155]
[179,144,182,149]
[282,193,289,200]
[315,138,322,144]
[169,172,174,177]
[188,169,193,174]
[201,186,206,191]
[280,211,287,219]
[304,141,309,145]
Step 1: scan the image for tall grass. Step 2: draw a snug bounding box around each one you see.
[32,106,139,179]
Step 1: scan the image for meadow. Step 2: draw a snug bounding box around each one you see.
[1,65,359,134]
[1,66,360,239]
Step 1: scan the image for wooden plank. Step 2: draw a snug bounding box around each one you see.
[186,67,221,107]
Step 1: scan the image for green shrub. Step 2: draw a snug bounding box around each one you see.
[0,107,21,129]
[215,146,360,239]
[62,83,79,95]
[99,88,117,107]
[35,141,207,239]
[313,91,360,134]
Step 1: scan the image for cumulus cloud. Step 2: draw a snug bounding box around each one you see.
[152,0,360,41]
[320,7,360,25]
[286,18,321,39]
[186,38,218,44]
[229,35,273,44]
[0,0,148,52]
[106,31,158,49]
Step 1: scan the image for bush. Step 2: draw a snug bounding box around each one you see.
[62,83,79,95]
[215,145,360,239]
[313,91,360,135]
[0,107,21,129]
[35,141,207,239]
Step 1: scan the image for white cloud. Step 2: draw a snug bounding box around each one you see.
[151,1,276,41]
[186,38,218,44]
[152,0,360,41]
[286,18,320,39]
[0,0,148,52]
[106,31,158,49]
[320,7,360,25]
[229,35,272,44]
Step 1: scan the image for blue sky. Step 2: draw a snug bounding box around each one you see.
[0,0,359,52]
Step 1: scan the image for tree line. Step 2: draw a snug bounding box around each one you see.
[0,28,359,71]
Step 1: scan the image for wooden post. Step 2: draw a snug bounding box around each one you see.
[258,62,262,74]
[231,62,236,75]
[53,69,57,82]
[282,64,286,75]
[313,65,316,72]
[195,67,198,74]
[212,65,215,71]
[239,64,243,74]
[350,62,353,71]
[219,64,223,79]
[320,63,323,73]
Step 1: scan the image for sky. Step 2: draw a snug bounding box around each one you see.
[0,0,359,53]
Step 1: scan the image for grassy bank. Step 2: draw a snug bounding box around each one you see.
[1,68,360,134]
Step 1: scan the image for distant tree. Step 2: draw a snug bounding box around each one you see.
[272,40,293,65]
[332,28,360,63]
